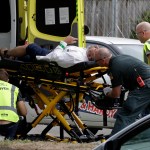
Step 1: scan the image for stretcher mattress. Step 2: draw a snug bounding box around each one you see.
[0,58,98,80]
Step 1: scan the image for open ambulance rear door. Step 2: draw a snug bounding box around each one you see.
[27,0,86,49]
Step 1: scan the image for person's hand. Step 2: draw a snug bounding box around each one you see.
[103,87,112,95]
[0,48,8,57]
[64,36,78,44]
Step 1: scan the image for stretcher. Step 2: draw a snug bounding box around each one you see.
[0,58,124,142]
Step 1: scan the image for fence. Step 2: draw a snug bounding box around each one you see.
[84,0,150,38]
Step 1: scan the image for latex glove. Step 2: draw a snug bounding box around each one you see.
[103,87,112,95]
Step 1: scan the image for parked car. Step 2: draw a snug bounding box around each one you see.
[26,36,144,134]
[94,114,150,150]
[86,36,143,61]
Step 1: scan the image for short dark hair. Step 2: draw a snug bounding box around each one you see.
[0,69,9,82]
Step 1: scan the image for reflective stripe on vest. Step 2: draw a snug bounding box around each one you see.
[0,80,19,122]
[0,85,17,113]
[143,40,150,65]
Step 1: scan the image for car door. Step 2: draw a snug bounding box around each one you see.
[94,115,150,150]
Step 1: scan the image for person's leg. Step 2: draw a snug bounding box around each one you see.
[6,45,28,57]
[0,43,49,59]
[5,122,19,140]
[18,43,49,61]
[16,117,28,138]
[111,87,150,136]
[138,105,150,119]
[111,107,133,135]
[0,125,6,137]
[26,43,50,57]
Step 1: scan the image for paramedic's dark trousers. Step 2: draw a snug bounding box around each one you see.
[111,80,150,136]
[0,122,19,140]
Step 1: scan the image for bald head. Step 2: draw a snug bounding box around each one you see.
[136,21,150,43]
[136,22,150,31]
[97,47,112,59]
[93,47,112,67]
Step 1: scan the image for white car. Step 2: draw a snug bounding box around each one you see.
[94,114,150,150]
[26,36,144,134]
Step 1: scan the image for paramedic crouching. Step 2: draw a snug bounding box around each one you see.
[0,69,27,140]
[92,47,150,136]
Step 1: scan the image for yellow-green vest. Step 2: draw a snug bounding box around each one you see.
[143,39,150,65]
[0,80,19,122]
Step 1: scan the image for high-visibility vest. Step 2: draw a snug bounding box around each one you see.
[0,80,19,123]
[143,39,150,65]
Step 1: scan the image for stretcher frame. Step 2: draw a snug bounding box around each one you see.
[0,58,122,142]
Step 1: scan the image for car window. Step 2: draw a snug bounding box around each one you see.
[86,43,106,48]
[121,127,150,150]
[115,44,143,61]
[86,42,143,61]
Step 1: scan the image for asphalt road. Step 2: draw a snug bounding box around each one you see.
[0,125,112,141]
[28,125,112,136]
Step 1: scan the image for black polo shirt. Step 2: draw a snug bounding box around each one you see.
[108,55,150,90]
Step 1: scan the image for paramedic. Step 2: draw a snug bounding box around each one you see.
[93,47,150,136]
[0,69,27,140]
[136,21,150,64]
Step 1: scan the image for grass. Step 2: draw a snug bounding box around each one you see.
[0,139,101,150]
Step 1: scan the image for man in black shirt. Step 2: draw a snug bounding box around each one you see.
[93,47,150,135]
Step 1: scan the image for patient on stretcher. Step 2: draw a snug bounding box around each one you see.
[0,36,99,68]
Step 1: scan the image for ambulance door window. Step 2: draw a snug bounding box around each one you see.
[36,0,76,36]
